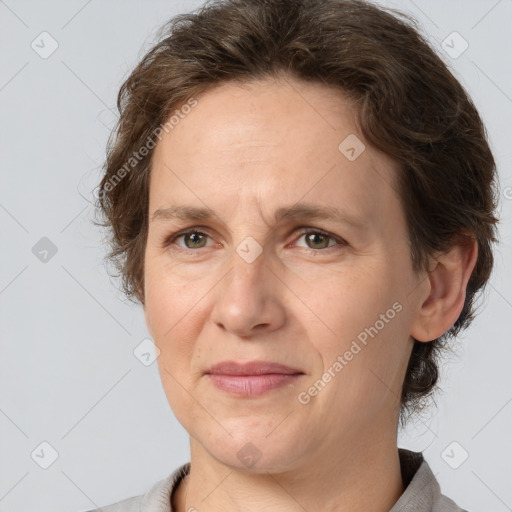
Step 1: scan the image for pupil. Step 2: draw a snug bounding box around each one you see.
[188,233,204,247]
[308,233,327,249]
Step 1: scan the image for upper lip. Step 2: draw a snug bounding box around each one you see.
[206,360,304,376]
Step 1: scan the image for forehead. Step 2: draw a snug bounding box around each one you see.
[149,77,401,229]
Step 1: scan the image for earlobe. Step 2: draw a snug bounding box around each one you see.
[410,236,478,342]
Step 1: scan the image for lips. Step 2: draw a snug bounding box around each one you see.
[206,360,303,376]
[205,361,304,397]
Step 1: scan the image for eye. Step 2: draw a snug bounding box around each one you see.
[162,227,347,252]
[293,228,346,251]
[163,228,214,250]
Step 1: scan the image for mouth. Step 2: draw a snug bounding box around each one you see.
[205,360,304,397]
[206,360,304,376]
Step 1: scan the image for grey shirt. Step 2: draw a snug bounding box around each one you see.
[84,449,467,512]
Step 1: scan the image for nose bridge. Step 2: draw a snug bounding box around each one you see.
[219,198,271,289]
[210,239,285,336]
[228,188,281,276]
[225,239,269,302]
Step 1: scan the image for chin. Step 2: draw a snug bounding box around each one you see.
[196,421,307,473]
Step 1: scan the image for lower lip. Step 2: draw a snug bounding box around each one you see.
[207,373,302,397]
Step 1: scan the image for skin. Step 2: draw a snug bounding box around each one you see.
[143,75,478,512]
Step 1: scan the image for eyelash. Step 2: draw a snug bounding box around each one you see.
[161,226,348,253]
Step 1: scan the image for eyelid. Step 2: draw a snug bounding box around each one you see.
[162,225,347,251]
[161,226,215,249]
[293,226,347,245]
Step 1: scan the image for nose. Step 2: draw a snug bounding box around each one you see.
[210,248,287,338]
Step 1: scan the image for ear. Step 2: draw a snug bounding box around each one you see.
[410,235,478,342]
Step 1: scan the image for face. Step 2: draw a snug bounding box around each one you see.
[144,76,426,472]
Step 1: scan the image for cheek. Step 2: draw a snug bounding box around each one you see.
[294,266,409,410]
[294,264,398,347]
[144,251,204,337]
[144,271,207,424]
[144,267,202,371]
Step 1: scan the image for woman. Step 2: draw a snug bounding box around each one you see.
[90,0,499,510]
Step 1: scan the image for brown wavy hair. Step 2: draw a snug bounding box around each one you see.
[94,0,500,420]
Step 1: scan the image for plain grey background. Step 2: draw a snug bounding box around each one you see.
[1,0,511,511]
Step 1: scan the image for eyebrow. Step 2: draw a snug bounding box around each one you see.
[150,202,364,229]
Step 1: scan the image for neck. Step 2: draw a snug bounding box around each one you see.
[173,424,404,512]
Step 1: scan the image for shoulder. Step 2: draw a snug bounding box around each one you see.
[432,493,469,512]
[79,462,190,512]
[393,449,468,512]
[80,494,141,512]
